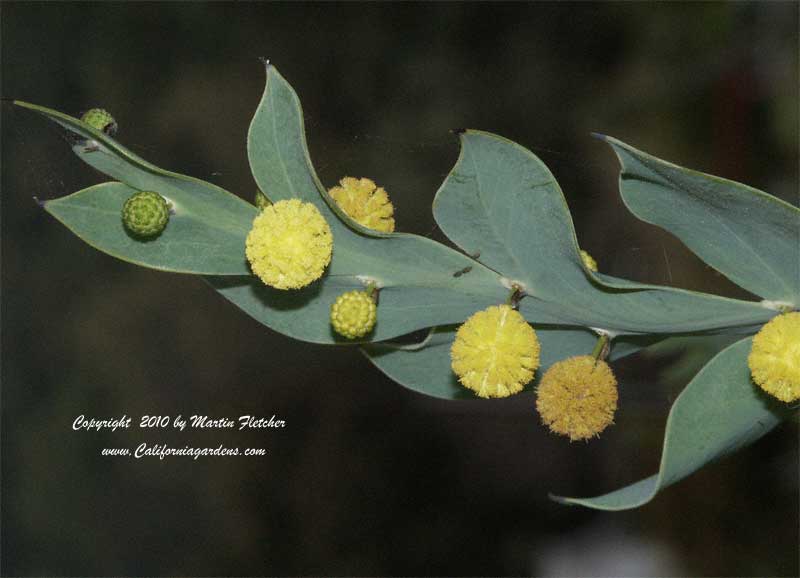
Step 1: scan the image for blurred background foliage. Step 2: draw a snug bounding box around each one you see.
[2,2,797,576]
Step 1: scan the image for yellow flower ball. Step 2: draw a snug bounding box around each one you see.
[450,305,540,398]
[245,199,333,290]
[329,177,395,232]
[580,249,598,272]
[748,312,800,402]
[536,355,618,441]
[331,290,377,339]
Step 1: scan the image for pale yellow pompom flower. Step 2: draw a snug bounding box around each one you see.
[580,249,598,272]
[450,305,540,398]
[245,199,333,290]
[748,312,800,402]
[329,177,395,232]
[536,355,618,441]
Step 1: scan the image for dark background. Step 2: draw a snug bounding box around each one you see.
[2,2,798,576]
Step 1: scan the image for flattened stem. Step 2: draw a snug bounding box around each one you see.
[592,333,611,362]
[366,280,379,303]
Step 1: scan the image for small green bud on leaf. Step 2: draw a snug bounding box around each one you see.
[122,191,170,238]
[331,290,377,339]
[80,108,118,136]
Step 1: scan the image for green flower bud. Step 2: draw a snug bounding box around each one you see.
[331,290,377,339]
[80,108,118,136]
[122,191,170,238]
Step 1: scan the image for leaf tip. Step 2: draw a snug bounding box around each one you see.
[33,196,47,208]
[590,132,610,142]
[258,57,272,71]
[547,492,573,505]
[450,127,467,136]
[12,99,34,111]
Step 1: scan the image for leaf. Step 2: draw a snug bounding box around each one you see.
[44,182,252,274]
[600,135,800,305]
[247,66,388,238]
[362,326,659,400]
[433,130,777,333]
[552,337,792,510]
[15,101,256,275]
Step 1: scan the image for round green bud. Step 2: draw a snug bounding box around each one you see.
[122,191,170,238]
[331,290,377,339]
[81,108,118,136]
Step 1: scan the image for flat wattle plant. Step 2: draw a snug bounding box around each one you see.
[16,63,798,511]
